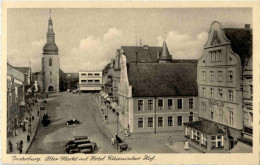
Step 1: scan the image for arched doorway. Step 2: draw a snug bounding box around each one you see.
[48,86,54,92]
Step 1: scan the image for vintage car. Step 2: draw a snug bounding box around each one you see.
[40,105,45,110]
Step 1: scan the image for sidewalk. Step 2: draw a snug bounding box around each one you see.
[166,142,202,153]
[7,101,42,154]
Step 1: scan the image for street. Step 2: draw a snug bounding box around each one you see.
[28,92,117,154]
[28,92,182,154]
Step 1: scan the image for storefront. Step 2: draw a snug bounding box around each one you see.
[184,120,226,153]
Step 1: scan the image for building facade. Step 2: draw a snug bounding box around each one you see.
[42,14,60,92]
[184,21,252,152]
[7,63,25,135]
[79,71,102,91]
[118,47,198,134]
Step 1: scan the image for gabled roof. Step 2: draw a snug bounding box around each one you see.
[224,28,252,66]
[121,46,161,63]
[127,63,197,97]
[184,120,224,135]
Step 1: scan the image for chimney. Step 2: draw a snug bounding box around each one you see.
[245,24,250,30]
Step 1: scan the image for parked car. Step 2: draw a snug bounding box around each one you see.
[40,105,45,110]
[66,119,81,126]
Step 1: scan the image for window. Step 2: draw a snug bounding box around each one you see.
[228,71,233,81]
[210,52,214,62]
[158,117,163,127]
[228,90,233,102]
[202,87,206,97]
[158,99,163,110]
[81,73,86,76]
[211,135,223,148]
[210,71,214,81]
[189,98,194,109]
[94,73,100,76]
[177,116,182,126]
[50,79,52,83]
[168,116,173,126]
[185,127,190,137]
[148,117,153,127]
[218,71,222,82]
[210,107,214,120]
[202,71,206,81]
[215,51,219,61]
[202,102,206,117]
[218,89,223,100]
[168,99,173,109]
[88,73,93,77]
[94,80,100,83]
[229,111,233,126]
[219,109,223,123]
[148,100,153,110]
[50,71,52,75]
[49,58,52,66]
[210,88,214,98]
[193,130,200,142]
[189,116,193,122]
[250,85,253,98]
[201,134,207,146]
[138,100,143,111]
[81,80,87,83]
[177,99,182,109]
[138,118,143,128]
[88,80,93,83]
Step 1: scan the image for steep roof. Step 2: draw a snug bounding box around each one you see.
[224,28,252,66]
[127,63,198,97]
[184,120,224,135]
[121,45,161,63]
[160,41,172,60]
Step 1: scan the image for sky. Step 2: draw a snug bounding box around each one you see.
[7,8,252,73]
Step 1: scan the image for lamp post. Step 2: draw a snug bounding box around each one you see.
[116,112,119,136]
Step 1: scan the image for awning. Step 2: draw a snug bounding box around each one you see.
[229,141,252,153]
[111,102,118,109]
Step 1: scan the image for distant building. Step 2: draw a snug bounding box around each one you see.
[79,71,102,92]
[65,73,79,90]
[7,63,25,135]
[118,52,198,133]
[13,67,32,87]
[32,71,44,93]
[184,21,252,152]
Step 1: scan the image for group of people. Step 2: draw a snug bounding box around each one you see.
[8,139,25,154]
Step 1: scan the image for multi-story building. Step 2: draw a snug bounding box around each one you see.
[239,56,253,147]
[79,71,102,92]
[118,43,198,134]
[184,21,252,152]
[7,63,25,135]
[32,71,44,93]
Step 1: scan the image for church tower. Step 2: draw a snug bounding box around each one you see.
[42,10,60,92]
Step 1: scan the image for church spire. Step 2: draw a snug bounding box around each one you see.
[43,9,58,54]
[159,40,172,63]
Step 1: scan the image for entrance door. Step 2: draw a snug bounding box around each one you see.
[48,86,54,92]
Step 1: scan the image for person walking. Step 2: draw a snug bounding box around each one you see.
[28,124,32,133]
[9,140,13,153]
[37,110,40,116]
[16,141,20,150]
[19,140,23,153]
[27,134,31,142]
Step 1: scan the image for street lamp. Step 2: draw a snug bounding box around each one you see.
[116,112,119,136]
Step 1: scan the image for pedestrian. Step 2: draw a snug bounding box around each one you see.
[27,134,31,142]
[23,125,26,132]
[16,141,20,150]
[9,140,13,153]
[37,110,40,116]
[184,140,189,151]
[29,116,32,123]
[28,124,32,133]
[32,115,34,121]
[19,147,22,154]
[15,129,18,136]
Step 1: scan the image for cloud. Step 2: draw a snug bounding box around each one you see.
[8,39,44,72]
[157,31,208,59]
[61,28,123,72]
